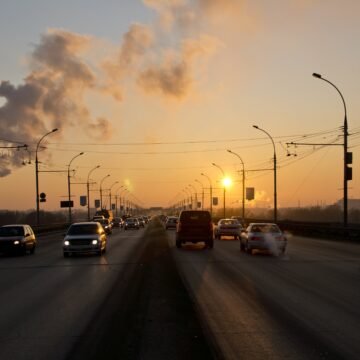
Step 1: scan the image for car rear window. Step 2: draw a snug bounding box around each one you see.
[180,211,211,222]
[0,226,24,236]
[251,224,280,233]
[220,220,239,225]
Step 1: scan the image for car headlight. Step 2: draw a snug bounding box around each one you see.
[92,240,98,245]
[13,240,20,245]
[64,240,70,246]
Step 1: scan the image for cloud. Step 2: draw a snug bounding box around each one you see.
[137,34,219,98]
[0,29,113,176]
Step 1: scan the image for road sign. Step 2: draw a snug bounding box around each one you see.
[246,187,255,200]
[80,196,87,206]
[60,201,73,208]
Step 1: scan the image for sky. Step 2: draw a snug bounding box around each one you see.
[0,0,359,213]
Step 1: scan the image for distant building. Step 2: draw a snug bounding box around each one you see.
[335,199,360,210]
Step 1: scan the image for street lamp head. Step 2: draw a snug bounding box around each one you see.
[79,152,84,156]
[312,72,322,79]
[211,162,216,166]
[252,125,259,129]
[52,128,58,133]
[227,149,232,153]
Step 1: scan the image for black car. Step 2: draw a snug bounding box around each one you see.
[0,224,37,255]
[175,210,214,249]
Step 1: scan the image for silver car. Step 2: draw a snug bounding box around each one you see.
[240,223,287,255]
[63,222,107,257]
[215,218,242,240]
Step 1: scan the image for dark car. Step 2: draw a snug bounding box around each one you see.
[124,217,140,230]
[63,222,107,257]
[175,210,214,249]
[165,216,178,230]
[112,217,123,228]
[0,224,37,255]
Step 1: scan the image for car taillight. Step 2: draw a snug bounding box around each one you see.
[177,221,182,231]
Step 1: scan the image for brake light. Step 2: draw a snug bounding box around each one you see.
[177,221,182,231]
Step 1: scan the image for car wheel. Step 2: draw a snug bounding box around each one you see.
[206,239,214,249]
[246,243,252,254]
[176,239,182,249]
[21,246,27,256]
[63,252,69,258]
[30,244,36,254]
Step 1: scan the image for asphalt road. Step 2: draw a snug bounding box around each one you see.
[169,230,360,359]
[0,220,359,359]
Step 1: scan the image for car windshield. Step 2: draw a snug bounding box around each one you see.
[0,226,24,236]
[251,224,280,233]
[67,224,100,235]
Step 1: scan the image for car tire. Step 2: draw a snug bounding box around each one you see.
[30,244,36,254]
[246,243,252,254]
[63,252,69,258]
[176,239,182,249]
[206,239,214,249]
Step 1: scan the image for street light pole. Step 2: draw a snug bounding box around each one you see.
[201,173,213,216]
[195,179,204,210]
[87,165,100,220]
[188,184,198,209]
[100,174,110,209]
[67,152,84,224]
[312,73,349,227]
[35,128,58,226]
[114,185,124,216]
[108,181,119,211]
[227,149,246,221]
[212,163,226,218]
[253,125,277,222]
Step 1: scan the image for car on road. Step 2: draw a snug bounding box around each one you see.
[165,216,178,230]
[112,217,123,228]
[97,218,112,234]
[0,224,36,255]
[124,217,140,230]
[240,222,287,255]
[215,218,242,240]
[175,210,214,249]
[63,222,107,257]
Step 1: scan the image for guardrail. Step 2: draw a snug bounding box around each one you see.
[246,219,360,241]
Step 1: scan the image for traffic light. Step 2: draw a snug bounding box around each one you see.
[39,192,46,202]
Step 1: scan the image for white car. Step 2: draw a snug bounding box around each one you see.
[215,218,242,240]
[240,223,287,255]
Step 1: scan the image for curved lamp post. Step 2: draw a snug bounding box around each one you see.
[313,73,349,227]
[253,125,277,222]
[201,173,213,216]
[67,152,84,223]
[108,181,119,211]
[87,165,100,220]
[227,149,245,221]
[195,179,204,210]
[188,184,198,209]
[100,174,110,209]
[212,163,226,218]
[35,128,58,226]
[114,185,124,216]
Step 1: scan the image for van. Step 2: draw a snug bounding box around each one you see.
[175,210,214,249]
